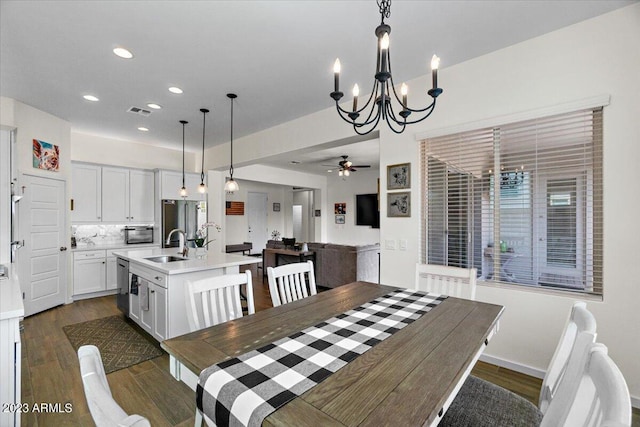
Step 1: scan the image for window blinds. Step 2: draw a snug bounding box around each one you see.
[420,108,603,295]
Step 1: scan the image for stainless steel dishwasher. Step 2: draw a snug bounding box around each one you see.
[116,257,129,314]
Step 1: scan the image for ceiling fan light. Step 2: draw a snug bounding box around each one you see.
[338,170,343,177]
[344,169,350,177]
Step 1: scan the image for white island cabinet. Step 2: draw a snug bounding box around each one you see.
[113,248,261,341]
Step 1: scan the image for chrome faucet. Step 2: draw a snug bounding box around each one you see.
[166,229,188,257]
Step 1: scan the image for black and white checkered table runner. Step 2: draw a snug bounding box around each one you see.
[196,289,447,427]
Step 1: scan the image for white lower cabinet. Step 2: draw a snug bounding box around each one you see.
[73,250,106,295]
[150,284,167,341]
[73,249,119,297]
[130,264,168,342]
[106,252,118,291]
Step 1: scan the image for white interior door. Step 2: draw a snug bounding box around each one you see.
[247,192,268,254]
[19,174,67,316]
[292,205,302,241]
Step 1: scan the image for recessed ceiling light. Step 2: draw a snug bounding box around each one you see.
[146,103,162,110]
[327,169,333,173]
[113,47,133,59]
[138,127,149,132]
[168,86,183,94]
[83,95,99,102]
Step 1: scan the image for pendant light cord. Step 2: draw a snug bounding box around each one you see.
[181,121,186,187]
[229,96,234,179]
[201,109,207,183]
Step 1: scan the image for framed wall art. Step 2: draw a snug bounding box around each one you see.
[387,192,411,217]
[334,203,346,215]
[387,163,410,190]
[273,202,281,212]
[335,214,345,224]
[32,139,59,171]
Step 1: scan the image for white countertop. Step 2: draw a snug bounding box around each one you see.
[1,264,24,320]
[73,243,159,252]
[112,247,261,275]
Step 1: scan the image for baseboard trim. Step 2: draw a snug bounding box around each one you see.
[479,353,545,379]
[479,353,640,409]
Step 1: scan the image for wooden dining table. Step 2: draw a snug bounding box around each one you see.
[161,281,504,427]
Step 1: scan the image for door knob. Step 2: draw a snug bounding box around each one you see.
[60,246,68,251]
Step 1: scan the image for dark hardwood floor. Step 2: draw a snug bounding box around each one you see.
[20,264,639,426]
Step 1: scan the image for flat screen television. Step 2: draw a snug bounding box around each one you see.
[356,193,379,228]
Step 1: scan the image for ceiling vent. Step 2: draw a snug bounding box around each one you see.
[127,106,152,116]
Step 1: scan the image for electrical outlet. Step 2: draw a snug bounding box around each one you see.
[399,239,408,251]
[385,239,396,250]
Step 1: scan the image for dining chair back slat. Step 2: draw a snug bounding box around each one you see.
[267,261,316,307]
[186,270,254,332]
[415,263,477,300]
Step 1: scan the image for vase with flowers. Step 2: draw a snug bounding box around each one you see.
[194,222,222,255]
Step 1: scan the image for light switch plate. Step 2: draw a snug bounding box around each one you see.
[399,239,408,251]
[385,239,396,250]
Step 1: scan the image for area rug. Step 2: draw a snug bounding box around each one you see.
[63,315,163,374]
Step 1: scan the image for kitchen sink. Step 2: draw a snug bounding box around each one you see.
[145,255,187,263]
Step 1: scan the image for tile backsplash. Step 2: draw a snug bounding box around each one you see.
[72,224,127,247]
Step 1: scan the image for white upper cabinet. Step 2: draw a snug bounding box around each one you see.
[72,163,102,222]
[72,163,155,223]
[159,170,205,201]
[102,166,129,222]
[129,169,155,222]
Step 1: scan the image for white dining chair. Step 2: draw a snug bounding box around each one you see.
[541,341,632,427]
[539,301,597,413]
[185,270,254,332]
[414,263,477,300]
[267,260,317,307]
[439,302,598,426]
[440,330,598,427]
[77,345,151,427]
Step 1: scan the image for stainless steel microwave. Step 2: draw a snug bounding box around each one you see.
[124,226,154,244]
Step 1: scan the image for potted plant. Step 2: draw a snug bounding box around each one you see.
[195,222,222,254]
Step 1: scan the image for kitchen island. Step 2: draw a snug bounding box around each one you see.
[112,248,261,342]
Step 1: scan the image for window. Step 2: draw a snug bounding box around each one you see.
[420,108,603,295]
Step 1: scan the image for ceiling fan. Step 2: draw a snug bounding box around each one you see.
[322,155,371,176]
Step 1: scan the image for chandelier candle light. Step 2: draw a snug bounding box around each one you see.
[330,0,443,135]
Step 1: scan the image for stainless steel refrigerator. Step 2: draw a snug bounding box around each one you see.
[161,199,207,248]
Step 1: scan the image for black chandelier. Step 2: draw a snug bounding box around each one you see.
[330,0,443,135]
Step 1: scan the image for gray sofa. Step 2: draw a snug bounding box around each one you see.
[264,240,380,288]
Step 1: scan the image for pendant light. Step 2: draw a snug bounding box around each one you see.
[224,93,240,193]
[198,108,209,193]
[179,120,188,198]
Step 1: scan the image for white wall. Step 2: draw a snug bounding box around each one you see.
[326,168,380,245]
[376,4,640,402]
[71,131,195,171]
[224,179,291,246]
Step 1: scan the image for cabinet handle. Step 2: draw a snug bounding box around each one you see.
[102,261,105,264]
[150,290,155,293]
[155,276,162,281]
